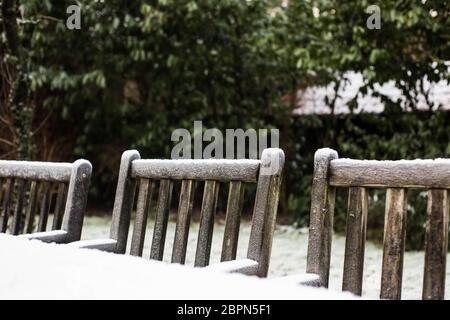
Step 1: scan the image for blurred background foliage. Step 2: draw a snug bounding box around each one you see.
[1,0,449,250]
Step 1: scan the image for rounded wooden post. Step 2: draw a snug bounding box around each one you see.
[306,148,338,288]
[247,148,285,277]
[62,159,92,242]
[110,150,140,254]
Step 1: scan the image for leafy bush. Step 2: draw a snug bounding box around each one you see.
[288,111,450,250]
[1,1,449,249]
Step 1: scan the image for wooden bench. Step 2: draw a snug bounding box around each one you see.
[306,148,449,299]
[70,148,285,277]
[0,159,92,243]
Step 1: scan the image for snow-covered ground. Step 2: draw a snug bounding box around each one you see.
[81,216,450,300]
[0,234,356,300]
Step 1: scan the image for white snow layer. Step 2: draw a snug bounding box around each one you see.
[0,234,356,300]
[79,218,450,300]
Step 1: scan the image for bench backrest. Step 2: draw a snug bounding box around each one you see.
[306,148,449,299]
[0,160,92,242]
[108,148,284,277]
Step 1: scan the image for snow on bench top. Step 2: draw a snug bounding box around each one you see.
[0,235,356,300]
[334,158,450,165]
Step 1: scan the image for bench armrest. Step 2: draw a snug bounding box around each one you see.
[270,273,321,287]
[17,230,68,244]
[66,239,117,253]
[206,259,259,276]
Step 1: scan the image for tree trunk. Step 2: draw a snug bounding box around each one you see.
[2,0,32,160]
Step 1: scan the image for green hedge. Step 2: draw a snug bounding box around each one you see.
[287,110,450,250]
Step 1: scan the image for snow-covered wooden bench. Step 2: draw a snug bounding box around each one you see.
[0,234,357,299]
[0,159,92,243]
[69,148,284,277]
[306,148,449,300]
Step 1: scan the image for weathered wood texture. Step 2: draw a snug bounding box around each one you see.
[150,179,173,260]
[221,181,245,262]
[130,179,154,257]
[342,187,368,295]
[307,148,450,299]
[380,188,407,300]
[11,179,26,235]
[24,181,38,233]
[195,180,219,267]
[94,148,284,277]
[0,178,13,232]
[422,189,449,300]
[38,181,51,232]
[61,159,92,242]
[0,178,3,205]
[306,148,338,287]
[0,161,73,182]
[52,183,67,230]
[0,159,91,242]
[132,159,260,182]
[110,150,140,253]
[247,148,285,277]
[172,180,195,264]
[330,158,450,188]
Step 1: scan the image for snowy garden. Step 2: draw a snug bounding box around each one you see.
[79,217,450,300]
[1,1,449,302]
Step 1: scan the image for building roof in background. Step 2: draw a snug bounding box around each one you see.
[293,72,450,115]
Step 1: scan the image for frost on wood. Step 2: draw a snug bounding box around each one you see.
[0,161,73,182]
[131,158,261,182]
[330,158,450,188]
[102,149,285,279]
[0,159,92,243]
[309,149,450,299]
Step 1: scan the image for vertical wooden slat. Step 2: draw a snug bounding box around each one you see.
[172,180,195,264]
[0,178,3,205]
[12,179,26,235]
[221,181,245,262]
[150,180,173,260]
[380,188,407,300]
[342,187,368,295]
[422,189,449,300]
[0,178,14,233]
[130,179,154,257]
[52,183,67,230]
[38,181,51,232]
[306,149,338,287]
[25,181,38,233]
[195,180,220,267]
